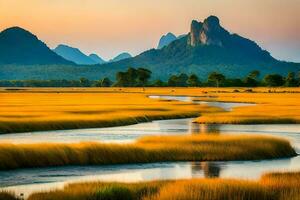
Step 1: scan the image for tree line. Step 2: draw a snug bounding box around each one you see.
[1,68,300,87]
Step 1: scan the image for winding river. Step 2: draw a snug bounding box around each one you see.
[0,96,299,199]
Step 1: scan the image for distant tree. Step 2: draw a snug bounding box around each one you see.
[187,74,201,87]
[208,72,225,87]
[244,70,260,87]
[167,73,188,87]
[152,80,165,87]
[263,74,284,87]
[114,67,152,87]
[224,79,244,87]
[79,77,90,87]
[244,77,258,87]
[285,72,298,87]
[115,72,129,87]
[168,75,179,87]
[177,73,188,87]
[297,71,300,86]
[137,68,152,86]
[127,67,138,86]
[100,77,112,87]
[298,71,300,80]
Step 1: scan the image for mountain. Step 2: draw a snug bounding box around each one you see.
[157,33,187,49]
[89,54,106,64]
[177,34,187,39]
[53,44,97,65]
[1,16,299,81]
[157,32,177,49]
[110,52,132,62]
[0,27,73,65]
[96,15,300,80]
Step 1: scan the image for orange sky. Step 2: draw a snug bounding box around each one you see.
[0,0,299,61]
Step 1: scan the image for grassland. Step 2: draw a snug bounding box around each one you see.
[185,88,300,124]
[0,88,223,134]
[0,134,295,170]
[17,171,300,200]
[1,87,300,133]
[0,192,20,200]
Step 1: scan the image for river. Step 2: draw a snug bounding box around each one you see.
[0,95,299,199]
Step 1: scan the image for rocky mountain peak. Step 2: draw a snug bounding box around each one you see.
[189,16,229,47]
[203,16,220,30]
[189,20,203,46]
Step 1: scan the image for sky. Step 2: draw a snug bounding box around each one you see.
[0,0,299,62]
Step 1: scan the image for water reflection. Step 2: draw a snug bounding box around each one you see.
[191,162,221,178]
[189,121,221,135]
[200,124,220,134]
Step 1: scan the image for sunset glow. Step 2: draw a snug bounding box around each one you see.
[0,0,299,61]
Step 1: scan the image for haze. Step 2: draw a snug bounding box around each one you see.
[0,0,299,62]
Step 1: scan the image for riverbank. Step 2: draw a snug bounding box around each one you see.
[2,171,298,200]
[0,134,296,170]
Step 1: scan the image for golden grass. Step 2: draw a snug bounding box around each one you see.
[0,192,19,200]
[0,134,295,170]
[28,181,166,200]
[0,91,212,134]
[260,172,300,200]
[27,171,300,200]
[195,92,300,124]
[1,87,300,133]
[147,179,273,200]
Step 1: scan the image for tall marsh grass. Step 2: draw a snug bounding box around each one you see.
[0,91,213,134]
[0,135,296,170]
[27,171,300,200]
[0,192,19,200]
[195,92,300,124]
[2,88,300,133]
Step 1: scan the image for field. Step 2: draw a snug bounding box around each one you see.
[0,88,221,134]
[1,87,300,133]
[0,171,296,200]
[0,134,295,170]
[1,87,300,132]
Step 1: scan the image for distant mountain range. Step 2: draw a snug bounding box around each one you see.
[0,27,73,65]
[53,44,132,65]
[0,16,299,80]
[157,33,186,49]
[89,54,106,64]
[109,52,132,62]
[157,33,177,49]
[53,44,99,65]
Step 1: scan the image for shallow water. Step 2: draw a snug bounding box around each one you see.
[0,95,299,199]
[2,156,300,199]
[149,95,254,111]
